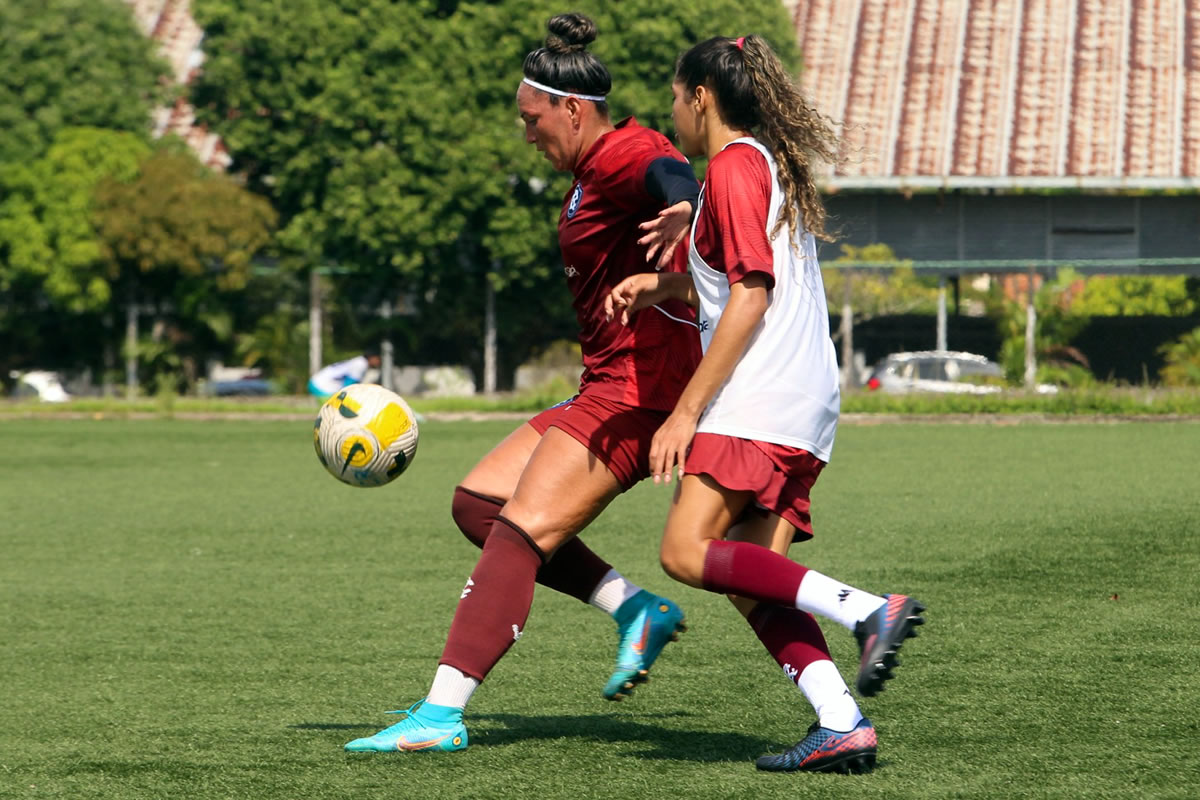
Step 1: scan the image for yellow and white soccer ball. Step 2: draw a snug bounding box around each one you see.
[313,383,419,487]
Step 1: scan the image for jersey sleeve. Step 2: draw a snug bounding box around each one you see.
[593,133,683,212]
[697,144,775,289]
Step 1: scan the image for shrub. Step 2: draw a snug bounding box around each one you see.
[1158,327,1200,387]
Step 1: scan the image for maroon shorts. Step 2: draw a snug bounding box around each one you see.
[684,432,826,541]
[528,394,669,491]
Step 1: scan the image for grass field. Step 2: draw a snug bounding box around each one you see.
[2,419,1198,799]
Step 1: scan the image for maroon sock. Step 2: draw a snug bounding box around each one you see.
[701,539,810,607]
[451,486,499,548]
[439,516,544,682]
[452,486,612,604]
[746,603,832,687]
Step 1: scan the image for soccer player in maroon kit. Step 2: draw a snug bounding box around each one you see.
[606,35,926,773]
[345,13,703,753]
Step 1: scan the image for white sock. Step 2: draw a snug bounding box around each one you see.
[798,660,863,732]
[588,568,642,616]
[427,664,479,710]
[794,570,886,631]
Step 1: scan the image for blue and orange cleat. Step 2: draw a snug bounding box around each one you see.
[603,590,686,700]
[344,699,467,753]
[854,593,926,697]
[756,718,877,773]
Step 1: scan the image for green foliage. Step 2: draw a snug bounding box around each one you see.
[235,305,313,393]
[93,149,277,293]
[0,0,170,164]
[1158,327,1200,387]
[89,149,277,392]
[824,243,939,319]
[1071,275,1199,316]
[192,0,796,381]
[841,385,1200,415]
[992,268,1093,386]
[0,127,149,311]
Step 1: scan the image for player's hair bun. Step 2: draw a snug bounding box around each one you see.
[545,13,597,53]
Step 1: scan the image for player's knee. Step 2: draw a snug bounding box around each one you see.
[451,485,504,549]
[496,502,577,556]
[659,540,703,588]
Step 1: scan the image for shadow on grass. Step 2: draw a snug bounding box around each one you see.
[294,711,782,763]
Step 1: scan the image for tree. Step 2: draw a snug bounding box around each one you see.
[191,0,798,385]
[0,0,170,164]
[991,268,1092,387]
[94,150,276,294]
[92,149,277,391]
[0,127,150,312]
[823,243,940,325]
[1158,327,1200,387]
[1070,275,1199,317]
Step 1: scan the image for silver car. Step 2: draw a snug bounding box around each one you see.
[865,351,1005,395]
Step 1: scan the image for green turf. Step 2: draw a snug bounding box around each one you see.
[2,419,1198,799]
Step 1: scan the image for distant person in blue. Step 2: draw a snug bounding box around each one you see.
[308,348,381,399]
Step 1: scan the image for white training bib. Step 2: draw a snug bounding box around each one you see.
[687,137,840,461]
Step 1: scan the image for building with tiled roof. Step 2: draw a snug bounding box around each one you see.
[789,1,1200,381]
[794,0,1200,189]
[123,0,229,170]
[789,0,1200,275]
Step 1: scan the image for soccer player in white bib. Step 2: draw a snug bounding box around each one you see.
[307,349,380,399]
[606,34,926,774]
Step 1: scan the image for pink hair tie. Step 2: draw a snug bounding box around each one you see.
[736,36,745,50]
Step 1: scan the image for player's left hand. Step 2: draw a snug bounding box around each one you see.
[606,272,662,325]
[638,200,693,271]
[649,410,698,485]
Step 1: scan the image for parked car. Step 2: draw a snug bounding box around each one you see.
[202,364,272,396]
[865,351,1005,395]
[10,370,71,402]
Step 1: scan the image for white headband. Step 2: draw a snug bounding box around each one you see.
[522,77,607,103]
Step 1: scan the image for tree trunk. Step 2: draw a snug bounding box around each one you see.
[936,275,948,351]
[380,296,394,391]
[840,269,854,387]
[1024,269,1037,389]
[483,272,497,395]
[102,313,114,397]
[309,269,322,378]
[125,286,138,399]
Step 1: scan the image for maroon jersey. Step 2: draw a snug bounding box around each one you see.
[558,118,702,410]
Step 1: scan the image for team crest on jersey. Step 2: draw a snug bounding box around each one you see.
[567,184,583,219]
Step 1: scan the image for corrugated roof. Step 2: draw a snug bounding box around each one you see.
[793,0,1200,188]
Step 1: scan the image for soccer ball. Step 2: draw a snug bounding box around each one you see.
[313,383,419,487]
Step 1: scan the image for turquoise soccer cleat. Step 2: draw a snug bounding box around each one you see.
[603,590,687,701]
[344,699,468,753]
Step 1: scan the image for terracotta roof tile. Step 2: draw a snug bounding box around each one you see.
[797,0,1200,184]
[122,0,230,171]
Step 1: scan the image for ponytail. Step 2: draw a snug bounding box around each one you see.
[675,35,838,241]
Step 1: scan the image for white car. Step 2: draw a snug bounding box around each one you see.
[865,351,1005,395]
[10,370,71,402]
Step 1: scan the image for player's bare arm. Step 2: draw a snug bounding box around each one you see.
[605,271,697,325]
